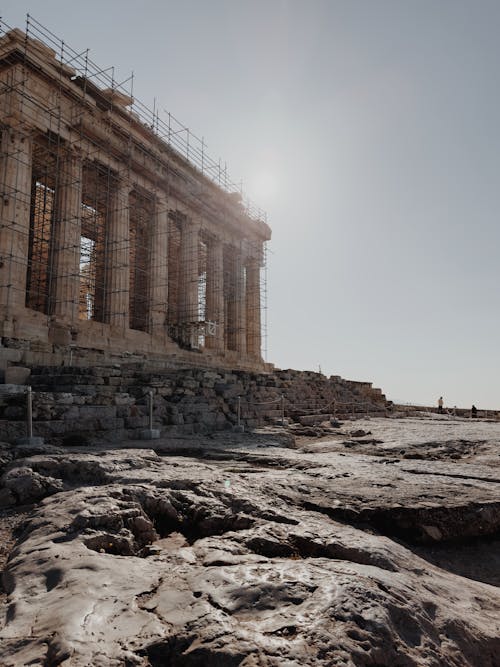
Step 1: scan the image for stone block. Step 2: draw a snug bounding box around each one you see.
[33,421,68,437]
[114,394,135,406]
[96,386,115,396]
[79,406,117,420]
[139,428,160,440]
[15,436,44,446]
[125,416,149,429]
[214,382,229,395]
[73,386,97,397]
[181,378,200,390]
[203,371,221,381]
[4,406,25,419]
[100,429,130,443]
[2,338,29,350]
[48,324,71,345]
[29,341,52,353]
[0,348,23,363]
[167,414,184,426]
[199,412,217,426]
[97,417,124,431]
[222,383,244,399]
[0,384,27,395]
[60,406,80,420]
[54,393,74,404]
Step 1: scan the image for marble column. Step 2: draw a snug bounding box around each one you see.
[0,127,33,314]
[104,180,130,329]
[245,260,261,358]
[177,218,199,346]
[51,151,83,322]
[149,194,169,335]
[205,237,224,351]
[234,253,247,355]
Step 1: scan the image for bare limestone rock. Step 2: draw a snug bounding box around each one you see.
[0,417,499,666]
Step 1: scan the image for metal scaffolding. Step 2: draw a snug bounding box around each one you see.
[0,14,269,362]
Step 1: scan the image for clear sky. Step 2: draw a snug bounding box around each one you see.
[2,1,500,408]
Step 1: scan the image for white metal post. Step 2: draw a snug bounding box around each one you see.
[149,390,153,430]
[27,386,33,438]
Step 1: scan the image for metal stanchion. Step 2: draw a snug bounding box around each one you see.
[15,385,44,446]
[139,389,160,440]
[233,395,244,432]
[27,385,33,439]
[149,390,154,430]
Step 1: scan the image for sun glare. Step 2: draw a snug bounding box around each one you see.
[250,169,279,202]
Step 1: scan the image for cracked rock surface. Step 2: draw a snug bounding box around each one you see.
[0,417,499,666]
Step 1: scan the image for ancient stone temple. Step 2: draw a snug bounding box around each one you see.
[0,19,271,372]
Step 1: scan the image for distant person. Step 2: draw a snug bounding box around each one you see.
[471,405,477,418]
[438,396,443,414]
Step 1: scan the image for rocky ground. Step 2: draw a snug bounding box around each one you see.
[0,415,499,666]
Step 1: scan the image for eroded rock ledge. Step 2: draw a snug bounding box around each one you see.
[0,418,499,666]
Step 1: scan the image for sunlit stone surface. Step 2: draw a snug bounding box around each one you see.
[1,416,499,666]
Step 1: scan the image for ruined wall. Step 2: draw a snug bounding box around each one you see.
[0,366,387,443]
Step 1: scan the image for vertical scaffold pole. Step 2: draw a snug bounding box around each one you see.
[27,386,33,438]
[149,390,154,430]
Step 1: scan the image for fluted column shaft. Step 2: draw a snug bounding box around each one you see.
[0,127,33,313]
[178,219,199,346]
[149,194,169,335]
[51,152,82,322]
[234,253,246,355]
[246,261,261,358]
[105,181,130,329]
[205,237,224,351]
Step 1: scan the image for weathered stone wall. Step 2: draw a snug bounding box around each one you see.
[0,365,387,443]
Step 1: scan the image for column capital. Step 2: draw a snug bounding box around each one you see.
[180,216,201,232]
[3,121,32,137]
[155,190,168,206]
[114,174,132,190]
[64,144,84,160]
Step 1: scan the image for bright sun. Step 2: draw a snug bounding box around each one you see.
[250,169,279,202]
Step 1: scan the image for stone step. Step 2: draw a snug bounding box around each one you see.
[298,414,331,426]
